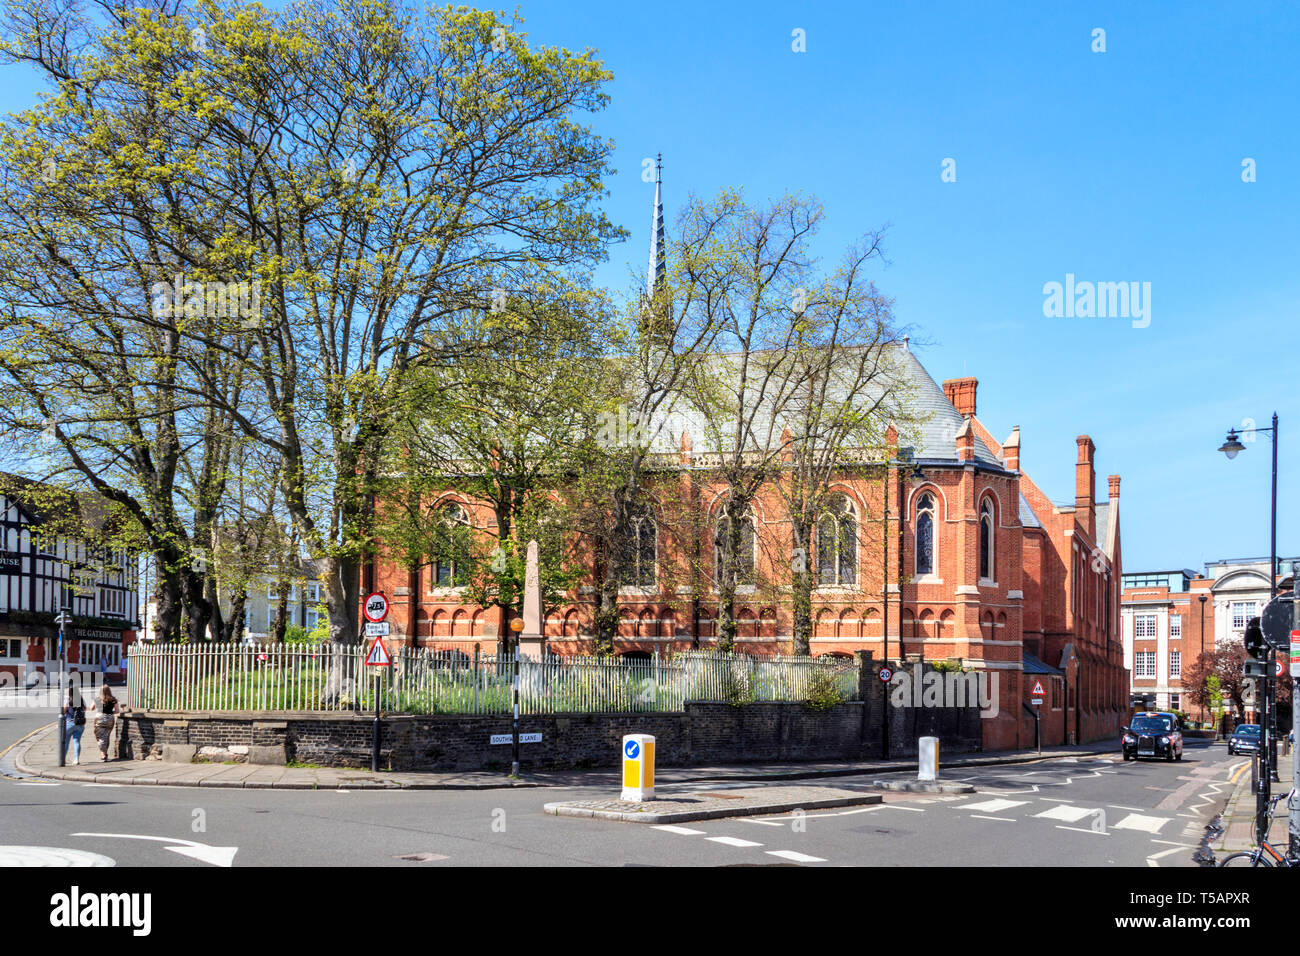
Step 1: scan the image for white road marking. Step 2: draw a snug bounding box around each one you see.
[1145,846,1187,867]
[0,846,115,866]
[766,850,826,863]
[1034,804,1100,823]
[1112,814,1170,834]
[1107,805,1147,812]
[652,825,706,836]
[1055,825,1108,836]
[706,836,763,848]
[959,798,1029,813]
[16,781,60,786]
[970,815,1017,822]
[1038,796,1076,803]
[746,806,881,824]
[72,832,238,867]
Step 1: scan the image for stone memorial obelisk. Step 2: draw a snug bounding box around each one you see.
[518,539,546,660]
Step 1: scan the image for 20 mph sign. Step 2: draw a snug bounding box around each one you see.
[363,592,389,623]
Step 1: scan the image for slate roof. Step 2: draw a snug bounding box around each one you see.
[1022,652,1065,676]
[644,343,1006,468]
[1019,493,1043,529]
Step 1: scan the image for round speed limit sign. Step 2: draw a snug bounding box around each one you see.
[878,667,894,683]
[363,592,389,623]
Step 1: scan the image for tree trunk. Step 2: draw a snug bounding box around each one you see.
[152,565,183,643]
[272,578,290,643]
[325,555,360,645]
[224,589,248,643]
[791,516,814,655]
[180,570,212,644]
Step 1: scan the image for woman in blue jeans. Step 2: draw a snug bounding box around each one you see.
[61,689,87,765]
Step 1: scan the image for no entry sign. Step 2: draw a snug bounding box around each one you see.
[363,592,389,623]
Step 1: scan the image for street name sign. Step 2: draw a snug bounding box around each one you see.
[490,733,541,745]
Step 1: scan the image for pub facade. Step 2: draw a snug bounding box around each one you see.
[0,475,140,687]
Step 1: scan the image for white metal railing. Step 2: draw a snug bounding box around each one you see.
[125,643,859,715]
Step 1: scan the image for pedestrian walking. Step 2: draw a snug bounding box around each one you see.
[61,688,86,765]
[93,684,119,762]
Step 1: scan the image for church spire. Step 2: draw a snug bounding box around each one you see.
[646,153,665,299]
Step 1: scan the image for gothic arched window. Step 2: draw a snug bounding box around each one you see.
[915,492,936,577]
[616,502,657,588]
[715,506,756,587]
[816,494,858,586]
[979,497,995,581]
[431,503,470,588]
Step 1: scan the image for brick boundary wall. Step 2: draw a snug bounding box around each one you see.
[117,695,982,773]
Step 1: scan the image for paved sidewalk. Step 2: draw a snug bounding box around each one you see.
[1211,749,1296,857]
[11,721,1114,791]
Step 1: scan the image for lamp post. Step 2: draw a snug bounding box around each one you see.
[1220,414,1282,845]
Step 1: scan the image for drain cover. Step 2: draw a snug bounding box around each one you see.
[395,852,448,862]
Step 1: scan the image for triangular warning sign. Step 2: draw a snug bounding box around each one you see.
[365,637,392,666]
[1031,680,1045,696]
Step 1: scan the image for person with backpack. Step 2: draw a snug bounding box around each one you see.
[94,685,119,761]
[61,688,86,765]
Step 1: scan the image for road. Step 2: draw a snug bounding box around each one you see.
[0,696,1241,867]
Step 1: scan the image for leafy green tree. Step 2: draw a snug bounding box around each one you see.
[0,0,622,643]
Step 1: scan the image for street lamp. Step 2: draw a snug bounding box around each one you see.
[1219,413,1282,835]
[1218,430,1246,460]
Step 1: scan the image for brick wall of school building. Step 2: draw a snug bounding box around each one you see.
[368,364,1128,750]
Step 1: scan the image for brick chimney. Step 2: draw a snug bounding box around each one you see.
[1108,474,1120,499]
[942,377,978,418]
[679,429,692,466]
[1003,426,1021,471]
[1075,436,1096,539]
[956,418,975,462]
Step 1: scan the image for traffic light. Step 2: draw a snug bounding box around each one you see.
[1244,617,1266,660]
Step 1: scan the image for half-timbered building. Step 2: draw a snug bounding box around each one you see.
[0,475,140,686]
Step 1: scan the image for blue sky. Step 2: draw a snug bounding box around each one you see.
[4,0,1297,573]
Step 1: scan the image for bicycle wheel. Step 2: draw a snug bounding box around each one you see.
[1219,851,1271,867]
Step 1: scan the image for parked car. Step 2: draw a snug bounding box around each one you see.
[1122,711,1184,761]
[1228,723,1261,756]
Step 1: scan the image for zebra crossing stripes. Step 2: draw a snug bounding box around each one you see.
[767,850,826,863]
[1111,813,1170,834]
[958,798,1029,814]
[1034,804,1100,823]
[706,836,763,848]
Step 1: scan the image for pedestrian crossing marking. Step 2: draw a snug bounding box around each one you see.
[959,798,1028,814]
[1034,804,1099,823]
[706,836,763,848]
[766,850,825,863]
[1112,813,1169,834]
